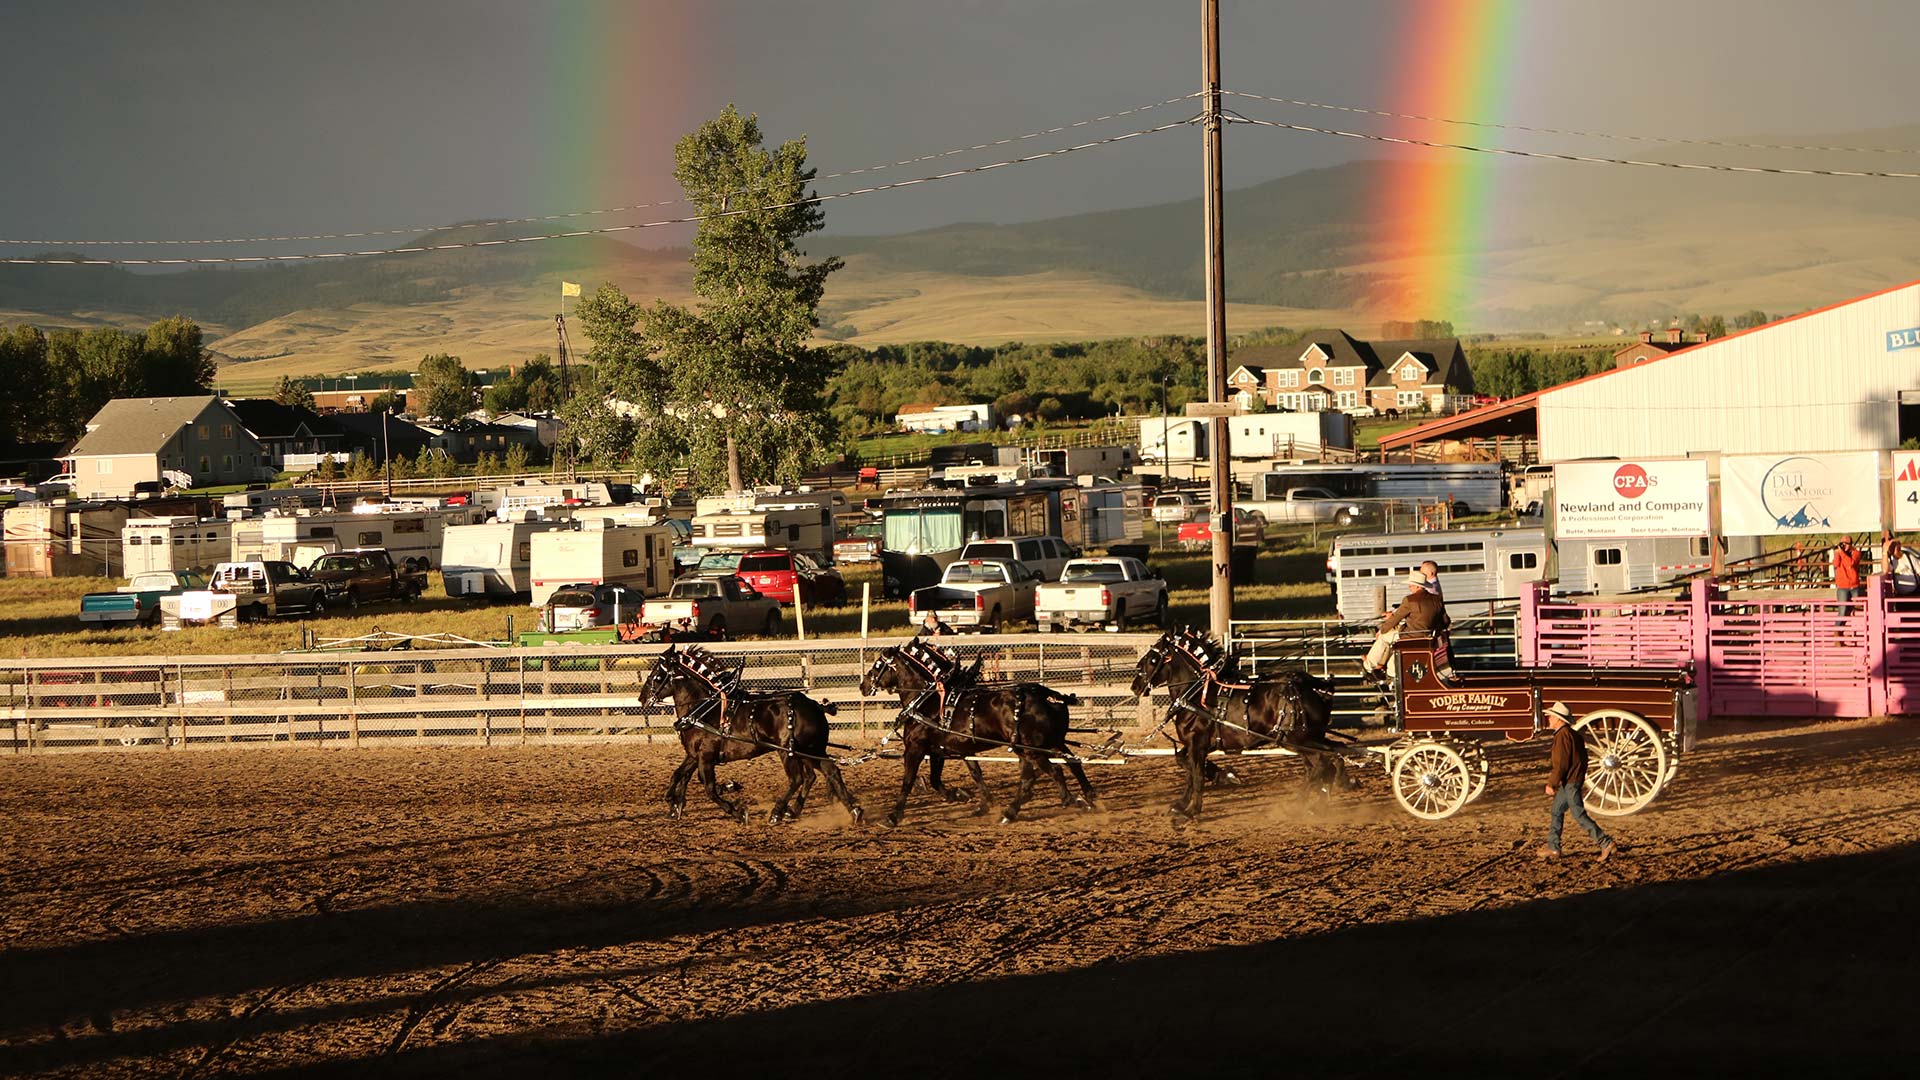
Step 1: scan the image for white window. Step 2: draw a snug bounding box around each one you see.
[95,459,112,474]
[1334,368,1353,386]
[1398,390,1424,407]
[1336,390,1358,408]
[1308,368,1324,385]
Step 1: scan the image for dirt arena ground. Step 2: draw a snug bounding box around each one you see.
[4,719,1917,1078]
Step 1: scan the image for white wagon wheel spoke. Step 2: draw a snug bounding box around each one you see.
[1576,708,1669,816]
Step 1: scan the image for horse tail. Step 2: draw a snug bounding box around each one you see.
[1052,692,1081,707]
[817,700,840,716]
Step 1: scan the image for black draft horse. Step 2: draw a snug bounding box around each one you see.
[641,644,863,825]
[1132,627,1345,825]
[860,642,1098,827]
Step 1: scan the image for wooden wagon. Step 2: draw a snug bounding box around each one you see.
[1374,632,1696,820]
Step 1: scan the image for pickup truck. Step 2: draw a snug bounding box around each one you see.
[908,557,1042,633]
[306,548,427,607]
[638,575,783,640]
[79,570,206,627]
[1035,557,1168,632]
[956,537,1077,582]
[160,560,330,629]
[1238,486,1368,527]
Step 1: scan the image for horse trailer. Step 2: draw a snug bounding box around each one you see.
[121,517,233,575]
[1255,462,1505,515]
[1327,526,1760,621]
[2,502,132,578]
[230,508,455,569]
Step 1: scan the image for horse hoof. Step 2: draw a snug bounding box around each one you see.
[849,807,866,827]
[1218,771,1242,786]
[882,813,902,829]
[997,814,1015,826]
[969,805,991,817]
[1076,798,1098,812]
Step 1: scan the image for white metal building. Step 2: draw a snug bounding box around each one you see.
[1538,279,1920,462]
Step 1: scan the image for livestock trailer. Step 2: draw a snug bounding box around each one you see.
[1254,462,1506,515]
[2,502,133,578]
[121,517,234,575]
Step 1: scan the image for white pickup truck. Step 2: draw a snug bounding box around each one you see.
[908,557,1041,633]
[638,576,783,640]
[1035,556,1167,632]
[1238,485,1369,527]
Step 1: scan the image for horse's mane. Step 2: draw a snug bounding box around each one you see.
[676,645,743,692]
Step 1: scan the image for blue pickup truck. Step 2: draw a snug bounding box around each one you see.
[78,570,206,628]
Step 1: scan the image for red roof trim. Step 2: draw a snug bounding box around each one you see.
[1377,395,1538,448]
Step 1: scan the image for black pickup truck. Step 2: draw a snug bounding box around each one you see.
[306,548,428,607]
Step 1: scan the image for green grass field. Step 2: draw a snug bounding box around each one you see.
[0,530,1342,661]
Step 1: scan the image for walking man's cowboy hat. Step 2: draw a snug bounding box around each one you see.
[1544,701,1574,724]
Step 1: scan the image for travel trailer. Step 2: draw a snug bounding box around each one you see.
[493,481,617,522]
[440,519,573,599]
[2,502,133,577]
[121,517,233,575]
[527,521,677,607]
[230,507,454,569]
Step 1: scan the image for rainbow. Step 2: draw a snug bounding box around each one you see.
[1369,0,1525,327]
[537,2,708,225]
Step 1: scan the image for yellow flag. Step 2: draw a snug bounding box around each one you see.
[561,281,582,297]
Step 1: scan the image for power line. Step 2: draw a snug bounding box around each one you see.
[1223,89,1920,157]
[2,119,1195,267]
[0,94,1198,249]
[1224,112,1920,180]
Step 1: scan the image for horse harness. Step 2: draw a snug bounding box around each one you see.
[668,647,806,757]
[891,642,1041,755]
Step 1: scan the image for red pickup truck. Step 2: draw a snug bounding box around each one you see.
[1176,507,1264,549]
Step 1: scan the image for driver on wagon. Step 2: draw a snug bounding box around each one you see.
[917,610,954,637]
[1361,570,1454,686]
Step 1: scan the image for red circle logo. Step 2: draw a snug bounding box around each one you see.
[1613,463,1651,499]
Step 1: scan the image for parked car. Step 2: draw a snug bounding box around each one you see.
[639,576,783,639]
[956,536,1077,582]
[1177,507,1265,549]
[833,515,883,564]
[79,570,207,628]
[908,557,1042,633]
[305,548,426,607]
[735,548,847,606]
[689,551,746,578]
[543,582,647,633]
[161,560,329,628]
[1036,557,1167,632]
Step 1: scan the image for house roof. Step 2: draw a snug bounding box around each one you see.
[224,399,337,440]
[1230,364,1265,382]
[68,396,222,457]
[1377,393,1542,449]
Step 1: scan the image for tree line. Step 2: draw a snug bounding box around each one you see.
[0,317,213,449]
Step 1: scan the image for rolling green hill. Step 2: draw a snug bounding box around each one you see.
[6,124,1920,383]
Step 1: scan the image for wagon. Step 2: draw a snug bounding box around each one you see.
[1373,632,1695,820]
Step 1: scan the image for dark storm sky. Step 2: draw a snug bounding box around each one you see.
[4,0,1918,253]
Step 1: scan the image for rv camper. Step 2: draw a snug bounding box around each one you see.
[2,502,133,577]
[493,481,617,522]
[527,521,676,607]
[222,487,324,515]
[122,517,234,575]
[876,480,1074,598]
[688,507,830,562]
[1030,444,1137,479]
[441,519,575,598]
[230,507,452,569]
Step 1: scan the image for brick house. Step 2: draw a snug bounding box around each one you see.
[1613,328,1711,369]
[1230,330,1475,416]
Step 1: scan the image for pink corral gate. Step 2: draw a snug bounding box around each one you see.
[1520,577,1902,722]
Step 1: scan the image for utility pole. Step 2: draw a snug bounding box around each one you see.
[1201,0,1233,642]
[554,312,576,481]
[381,407,392,496]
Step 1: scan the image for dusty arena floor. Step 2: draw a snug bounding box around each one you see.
[3,720,1917,1078]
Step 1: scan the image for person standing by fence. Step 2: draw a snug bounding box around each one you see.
[1833,536,1865,624]
[1537,701,1616,863]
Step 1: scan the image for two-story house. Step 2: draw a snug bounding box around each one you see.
[64,396,269,497]
[1613,328,1710,369]
[1230,330,1475,416]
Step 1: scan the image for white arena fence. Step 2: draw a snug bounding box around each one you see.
[1,636,1174,754]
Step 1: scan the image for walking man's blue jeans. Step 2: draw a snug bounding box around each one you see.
[1548,782,1610,853]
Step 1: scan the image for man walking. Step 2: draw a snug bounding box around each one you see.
[1538,701,1616,862]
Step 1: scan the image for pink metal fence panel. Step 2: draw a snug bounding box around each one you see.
[1705,592,1873,718]
[1879,580,1920,716]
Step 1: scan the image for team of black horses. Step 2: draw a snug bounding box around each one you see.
[640,628,1346,828]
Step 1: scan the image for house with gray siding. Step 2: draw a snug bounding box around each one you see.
[64,396,268,497]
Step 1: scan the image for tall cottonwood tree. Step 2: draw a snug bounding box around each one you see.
[586,104,843,492]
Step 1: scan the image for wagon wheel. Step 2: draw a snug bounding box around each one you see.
[1575,708,1669,817]
[1459,741,1490,804]
[1390,740,1471,820]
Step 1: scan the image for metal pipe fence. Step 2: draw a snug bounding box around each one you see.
[1229,612,1519,727]
[2,636,1167,754]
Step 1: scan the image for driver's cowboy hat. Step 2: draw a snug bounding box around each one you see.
[1543,701,1575,725]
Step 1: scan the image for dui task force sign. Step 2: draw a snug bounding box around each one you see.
[1721,452,1883,536]
[1553,459,1711,538]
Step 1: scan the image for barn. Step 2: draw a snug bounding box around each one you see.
[1381,277,1920,463]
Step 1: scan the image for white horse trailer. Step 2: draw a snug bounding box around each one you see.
[441,519,573,598]
[1257,462,1506,515]
[1327,526,1761,621]
[122,517,233,575]
[528,521,676,607]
